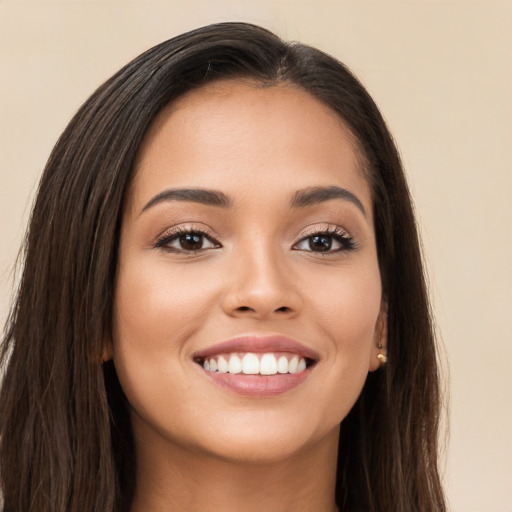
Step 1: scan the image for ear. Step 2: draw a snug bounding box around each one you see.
[101,336,114,363]
[369,300,388,372]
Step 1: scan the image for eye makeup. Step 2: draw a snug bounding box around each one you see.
[154,225,221,253]
[152,222,356,256]
[293,224,356,254]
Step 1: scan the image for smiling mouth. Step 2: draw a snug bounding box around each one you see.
[195,352,315,376]
[193,335,319,395]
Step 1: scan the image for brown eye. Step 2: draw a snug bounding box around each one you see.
[155,229,220,253]
[308,235,332,252]
[293,227,355,254]
[179,233,204,251]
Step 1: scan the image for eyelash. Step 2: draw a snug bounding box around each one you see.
[154,226,220,253]
[154,225,356,254]
[293,225,356,254]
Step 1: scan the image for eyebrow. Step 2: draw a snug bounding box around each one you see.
[139,185,366,217]
[140,188,232,215]
[290,186,366,215]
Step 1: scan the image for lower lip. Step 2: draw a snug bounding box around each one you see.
[201,368,310,397]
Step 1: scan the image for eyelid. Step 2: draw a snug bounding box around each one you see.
[298,223,351,237]
[293,224,356,253]
[153,224,221,251]
[297,223,353,241]
[151,222,355,254]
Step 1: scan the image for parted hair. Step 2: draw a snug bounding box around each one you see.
[0,22,446,512]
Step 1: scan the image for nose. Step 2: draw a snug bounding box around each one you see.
[221,246,302,320]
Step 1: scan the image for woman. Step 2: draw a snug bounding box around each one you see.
[0,22,446,511]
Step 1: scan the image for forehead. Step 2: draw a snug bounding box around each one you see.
[128,80,372,215]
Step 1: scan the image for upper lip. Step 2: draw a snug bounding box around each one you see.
[193,334,320,361]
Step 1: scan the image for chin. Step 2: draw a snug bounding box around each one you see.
[193,426,339,466]
[162,406,342,466]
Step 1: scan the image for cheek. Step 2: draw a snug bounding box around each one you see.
[307,261,382,349]
[111,259,220,412]
[303,264,382,421]
[113,258,219,347]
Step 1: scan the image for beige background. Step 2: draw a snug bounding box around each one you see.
[1,1,511,510]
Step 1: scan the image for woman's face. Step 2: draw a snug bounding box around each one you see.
[110,81,386,463]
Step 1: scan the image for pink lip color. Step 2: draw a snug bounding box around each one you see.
[203,372,310,397]
[194,335,320,360]
[193,335,318,397]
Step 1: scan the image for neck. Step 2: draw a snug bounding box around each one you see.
[129,422,340,512]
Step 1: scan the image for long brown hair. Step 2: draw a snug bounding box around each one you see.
[0,22,446,511]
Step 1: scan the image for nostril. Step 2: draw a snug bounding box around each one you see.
[235,305,290,314]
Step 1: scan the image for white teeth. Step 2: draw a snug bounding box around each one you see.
[277,355,289,374]
[260,353,278,375]
[217,355,228,373]
[228,354,242,374]
[288,355,299,374]
[242,353,260,374]
[202,353,309,375]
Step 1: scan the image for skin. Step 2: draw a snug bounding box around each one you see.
[107,81,387,512]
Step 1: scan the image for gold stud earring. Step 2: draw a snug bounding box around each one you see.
[377,353,387,365]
